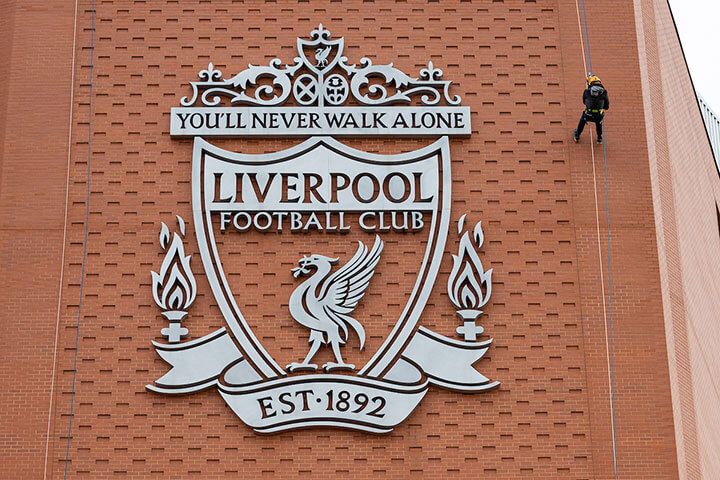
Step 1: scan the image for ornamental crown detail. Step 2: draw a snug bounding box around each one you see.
[180,24,462,108]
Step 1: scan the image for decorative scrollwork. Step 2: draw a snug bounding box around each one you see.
[310,23,332,41]
[179,26,463,107]
[341,59,461,106]
[181,59,303,107]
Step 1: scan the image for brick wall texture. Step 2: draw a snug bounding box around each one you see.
[1,1,719,479]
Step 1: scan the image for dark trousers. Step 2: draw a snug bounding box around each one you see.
[576,111,604,139]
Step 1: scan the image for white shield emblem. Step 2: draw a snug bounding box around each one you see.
[193,135,449,377]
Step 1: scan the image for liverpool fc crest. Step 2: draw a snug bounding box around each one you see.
[148,25,498,434]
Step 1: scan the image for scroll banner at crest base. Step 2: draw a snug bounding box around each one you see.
[148,326,499,433]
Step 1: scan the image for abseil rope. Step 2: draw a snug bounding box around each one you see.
[575,0,620,478]
[64,1,95,478]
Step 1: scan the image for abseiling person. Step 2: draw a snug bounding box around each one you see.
[573,74,610,145]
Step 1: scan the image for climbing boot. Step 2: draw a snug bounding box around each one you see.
[596,136,603,145]
[573,130,579,143]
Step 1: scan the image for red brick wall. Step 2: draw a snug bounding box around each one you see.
[558,0,679,477]
[0,2,77,479]
[635,0,720,478]
[2,0,717,478]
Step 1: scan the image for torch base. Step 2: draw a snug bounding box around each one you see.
[455,310,484,341]
[161,310,189,343]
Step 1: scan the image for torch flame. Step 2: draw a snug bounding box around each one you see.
[152,229,197,311]
[448,220,492,310]
[159,222,170,250]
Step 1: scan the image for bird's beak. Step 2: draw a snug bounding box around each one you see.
[292,265,310,278]
[292,257,311,278]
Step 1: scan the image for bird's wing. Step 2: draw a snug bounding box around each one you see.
[319,235,384,315]
[319,46,331,61]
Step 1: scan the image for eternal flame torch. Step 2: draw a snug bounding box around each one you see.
[447,215,493,341]
[151,216,197,343]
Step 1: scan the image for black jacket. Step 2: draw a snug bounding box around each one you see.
[583,84,610,111]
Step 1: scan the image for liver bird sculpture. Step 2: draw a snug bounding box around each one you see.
[314,46,332,68]
[287,236,384,372]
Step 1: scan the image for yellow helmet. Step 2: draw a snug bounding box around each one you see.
[587,74,602,86]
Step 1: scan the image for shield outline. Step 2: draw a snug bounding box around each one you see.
[191,136,451,380]
[296,34,344,76]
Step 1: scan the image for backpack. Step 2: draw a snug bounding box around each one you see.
[589,85,605,97]
[586,84,606,109]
